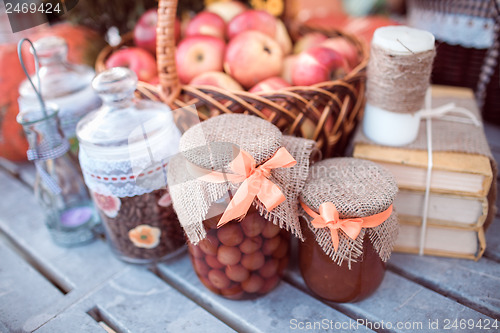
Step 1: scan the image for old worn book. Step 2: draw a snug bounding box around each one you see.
[353,85,497,260]
[394,190,488,228]
[394,221,486,260]
[354,147,492,197]
[354,86,494,198]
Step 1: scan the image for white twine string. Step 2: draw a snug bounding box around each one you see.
[415,88,481,255]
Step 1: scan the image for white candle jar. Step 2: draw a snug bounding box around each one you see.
[363,26,435,146]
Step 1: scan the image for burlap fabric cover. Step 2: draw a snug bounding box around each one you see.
[355,91,498,230]
[367,44,436,115]
[168,114,316,244]
[300,158,399,266]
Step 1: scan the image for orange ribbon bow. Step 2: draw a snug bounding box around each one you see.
[192,147,297,227]
[300,201,393,252]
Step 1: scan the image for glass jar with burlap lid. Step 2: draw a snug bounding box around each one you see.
[299,157,399,302]
[168,113,316,299]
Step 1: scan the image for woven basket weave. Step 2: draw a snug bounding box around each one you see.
[407,0,500,125]
[96,0,369,157]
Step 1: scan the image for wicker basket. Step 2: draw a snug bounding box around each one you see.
[432,41,500,125]
[96,0,369,157]
[407,0,500,125]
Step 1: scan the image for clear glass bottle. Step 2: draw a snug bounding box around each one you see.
[17,104,97,246]
[18,36,101,153]
[76,67,185,264]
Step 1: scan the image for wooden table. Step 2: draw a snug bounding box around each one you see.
[1,124,499,333]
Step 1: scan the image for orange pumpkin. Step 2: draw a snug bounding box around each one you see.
[28,23,106,67]
[0,23,105,161]
[0,43,30,161]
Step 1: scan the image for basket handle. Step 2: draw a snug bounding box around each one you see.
[157,0,181,107]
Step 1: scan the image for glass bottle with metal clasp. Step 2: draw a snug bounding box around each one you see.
[17,38,98,246]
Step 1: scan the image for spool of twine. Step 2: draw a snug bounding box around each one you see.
[366,43,436,114]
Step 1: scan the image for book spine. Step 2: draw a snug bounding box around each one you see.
[394,221,486,260]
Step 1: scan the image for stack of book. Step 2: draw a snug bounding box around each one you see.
[353,86,497,260]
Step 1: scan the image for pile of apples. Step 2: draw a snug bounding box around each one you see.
[105,0,360,93]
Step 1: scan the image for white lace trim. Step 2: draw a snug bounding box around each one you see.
[79,148,172,198]
[408,8,495,49]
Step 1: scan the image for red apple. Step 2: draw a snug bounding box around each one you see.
[190,71,243,91]
[185,11,226,40]
[274,19,292,55]
[133,8,158,54]
[281,54,298,84]
[293,32,328,54]
[105,47,157,82]
[249,76,290,93]
[343,16,399,45]
[300,110,334,139]
[227,10,275,39]
[320,37,359,70]
[224,31,283,89]
[134,9,181,53]
[249,77,291,118]
[292,46,349,86]
[149,76,159,85]
[206,1,248,23]
[175,35,226,84]
[301,118,317,139]
[227,10,291,54]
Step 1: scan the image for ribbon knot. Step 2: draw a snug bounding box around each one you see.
[252,166,271,179]
[190,147,297,227]
[301,201,393,252]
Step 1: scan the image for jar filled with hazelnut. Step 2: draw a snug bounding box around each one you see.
[168,114,316,299]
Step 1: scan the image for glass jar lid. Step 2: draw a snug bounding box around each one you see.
[76,67,180,160]
[19,36,95,99]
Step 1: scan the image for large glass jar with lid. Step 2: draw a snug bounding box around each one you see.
[18,36,101,153]
[76,67,185,263]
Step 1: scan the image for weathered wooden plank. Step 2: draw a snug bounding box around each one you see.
[94,267,236,333]
[388,253,500,319]
[0,321,10,333]
[485,216,500,261]
[286,268,494,333]
[34,266,235,333]
[156,255,371,333]
[0,159,35,189]
[0,242,64,332]
[34,311,105,333]
[0,157,21,176]
[51,266,236,333]
[16,162,36,188]
[0,171,127,293]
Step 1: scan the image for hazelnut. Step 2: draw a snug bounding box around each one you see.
[217,245,242,266]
